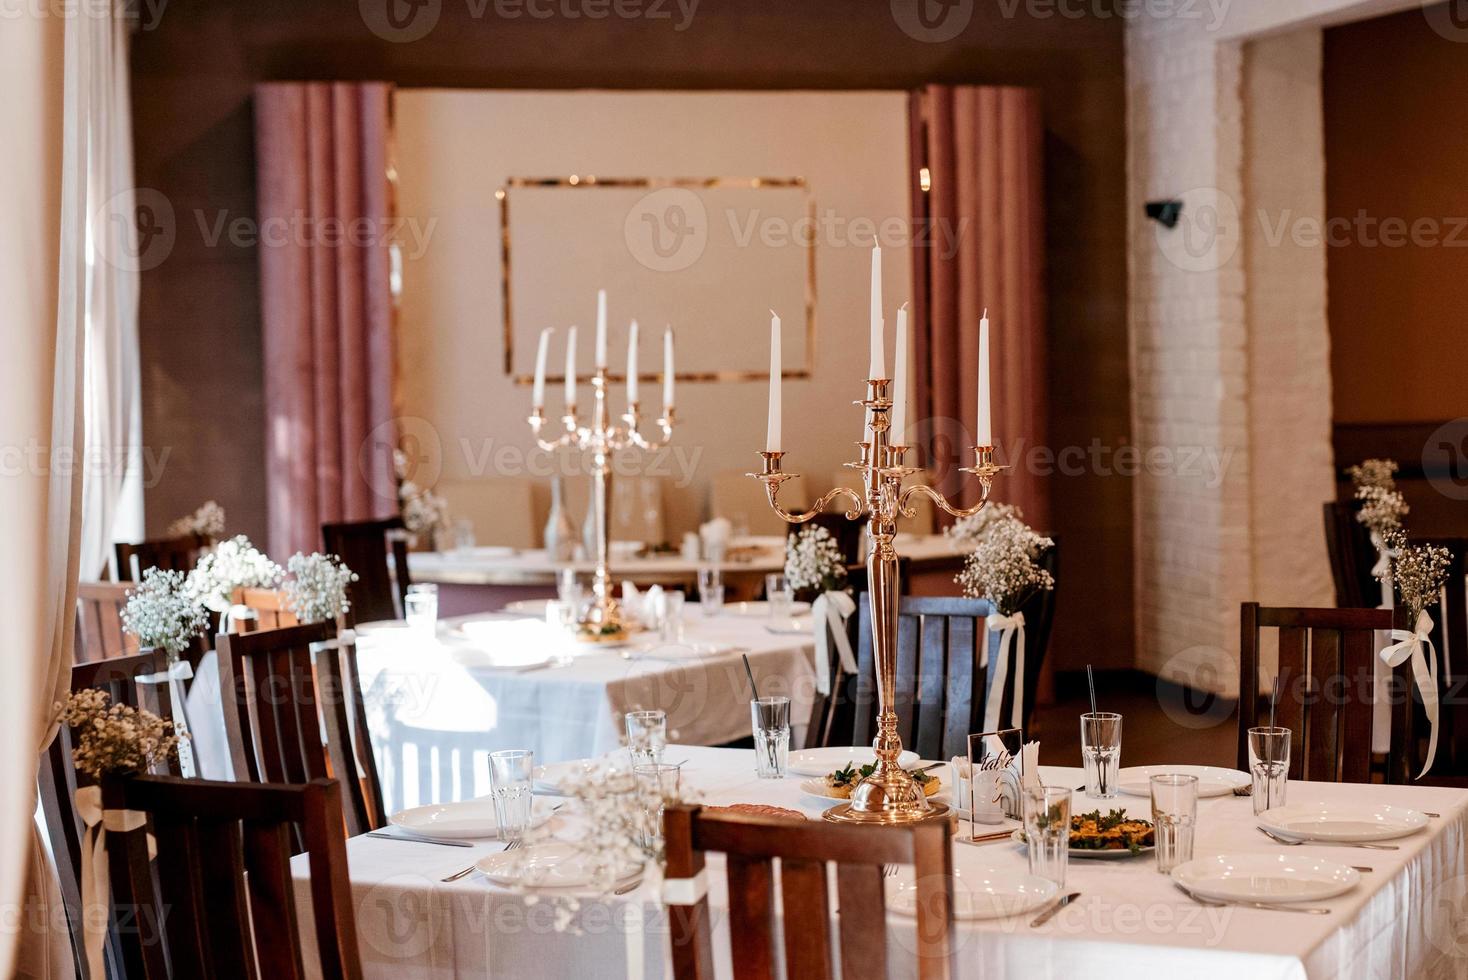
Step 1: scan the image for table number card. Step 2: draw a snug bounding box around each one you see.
[965,728,1024,833]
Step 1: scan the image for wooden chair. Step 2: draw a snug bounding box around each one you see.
[101,775,363,979]
[322,518,411,624]
[1237,603,1408,783]
[1322,501,1380,608]
[663,803,956,980]
[74,581,139,662]
[114,532,211,581]
[850,596,993,761]
[218,622,387,838]
[38,651,179,978]
[231,586,301,631]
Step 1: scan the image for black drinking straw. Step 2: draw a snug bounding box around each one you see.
[1086,664,1098,716]
[743,653,761,701]
[1269,676,1279,730]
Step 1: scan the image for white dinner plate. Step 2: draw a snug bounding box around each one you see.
[1116,765,1250,799]
[389,797,559,839]
[799,775,945,804]
[503,599,551,617]
[1007,828,1155,860]
[724,600,812,618]
[888,867,1057,921]
[476,841,642,889]
[1258,803,1429,842]
[1171,853,1360,903]
[788,746,918,777]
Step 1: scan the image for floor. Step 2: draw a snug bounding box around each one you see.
[1031,672,1239,770]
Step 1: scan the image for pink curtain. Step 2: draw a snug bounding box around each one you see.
[909,85,1048,529]
[255,82,398,559]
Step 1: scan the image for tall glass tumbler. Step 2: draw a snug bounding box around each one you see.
[625,709,668,768]
[750,696,791,778]
[1080,712,1122,798]
[1248,726,1291,815]
[404,583,439,638]
[634,762,683,858]
[1023,785,1072,888]
[765,573,793,624]
[1150,774,1198,873]
[698,567,724,617]
[488,749,535,843]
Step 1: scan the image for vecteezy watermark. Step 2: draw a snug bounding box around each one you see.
[890,0,973,43]
[360,0,698,43]
[94,188,177,274]
[1424,418,1468,502]
[1154,647,1235,731]
[1,0,170,30]
[1422,0,1468,43]
[997,0,1231,31]
[0,440,172,489]
[1154,187,1242,275]
[624,187,709,273]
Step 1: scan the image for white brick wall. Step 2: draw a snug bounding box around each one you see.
[1126,8,1340,696]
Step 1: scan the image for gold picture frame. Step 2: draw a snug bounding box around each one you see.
[498,175,817,384]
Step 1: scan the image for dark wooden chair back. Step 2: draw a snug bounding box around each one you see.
[114,533,211,581]
[663,804,955,980]
[38,651,179,979]
[322,518,410,624]
[75,581,139,663]
[218,622,387,837]
[1237,603,1406,783]
[101,775,363,980]
[232,586,302,631]
[850,595,993,761]
[1322,501,1380,608]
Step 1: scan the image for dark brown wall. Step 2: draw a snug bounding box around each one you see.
[1324,8,1468,427]
[130,0,1132,670]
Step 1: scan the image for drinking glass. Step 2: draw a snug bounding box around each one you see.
[557,568,584,608]
[1248,726,1291,814]
[697,567,724,617]
[488,749,534,842]
[625,709,667,767]
[1150,774,1198,873]
[634,762,682,857]
[1022,785,1071,888]
[452,518,476,552]
[658,590,686,644]
[1080,712,1122,798]
[404,583,438,638]
[750,696,791,778]
[765,573,793,624]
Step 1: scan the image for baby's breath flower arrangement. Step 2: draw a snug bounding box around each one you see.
[394,448,451,541]
[164,500,226,539]
[944,502,1021,552]
[185,534,283,613]
[784,525,848,600]
[1348,458,1399,493]
[1383,532,1452,622]
[284,552,358,625]
[57,689,179,779]
[121,568,210,656]
[1355,484,1409,540]
[956,515,1055,616]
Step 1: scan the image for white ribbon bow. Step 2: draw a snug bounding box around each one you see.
[811,591,857,696]
[133,659,194,686]
[982,611,1027,732]
[76,785,153,979]
[1380,609,1439,778]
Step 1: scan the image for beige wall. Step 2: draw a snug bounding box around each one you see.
[394,90,911,544]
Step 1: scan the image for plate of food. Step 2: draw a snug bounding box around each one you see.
[1010,808,1156,859]
[801,763,942,802]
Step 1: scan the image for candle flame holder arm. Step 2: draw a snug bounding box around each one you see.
[750,379,1006,825]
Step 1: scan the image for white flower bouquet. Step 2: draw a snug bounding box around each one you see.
[165,500,226,539]
[185,534,283,613]
[284,552,359,625]
[121,567,210,656]
[944,501,1021,552]
[394,448,451,541]
[955,514,1055,616]
[784,525,848,600]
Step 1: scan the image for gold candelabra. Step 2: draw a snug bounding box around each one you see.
[751,378,1005,823]
[529,367,676,641]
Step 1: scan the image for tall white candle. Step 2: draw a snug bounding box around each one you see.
[891,304,909,445]
[595,290,608,368]
[532,327,553,409]
[869,245,885,379]
[564,325,578,410]
[977,310,992,446]
[626,320,640,404]
[767,311,782,453]
[662,327,675,411]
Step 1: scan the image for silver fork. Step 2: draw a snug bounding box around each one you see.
[1258,827,1398,851]
[441,836,523,882]
[1173,882,1330,915]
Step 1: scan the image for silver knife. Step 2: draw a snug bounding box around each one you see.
[366,831,474,848]
[1030,891,1080,927]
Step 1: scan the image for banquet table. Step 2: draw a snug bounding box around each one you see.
[291,745,1468,979]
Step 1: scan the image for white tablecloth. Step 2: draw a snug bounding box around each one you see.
[291,745,1468,979]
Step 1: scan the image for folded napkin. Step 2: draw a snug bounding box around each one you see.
[700,517,732,562]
